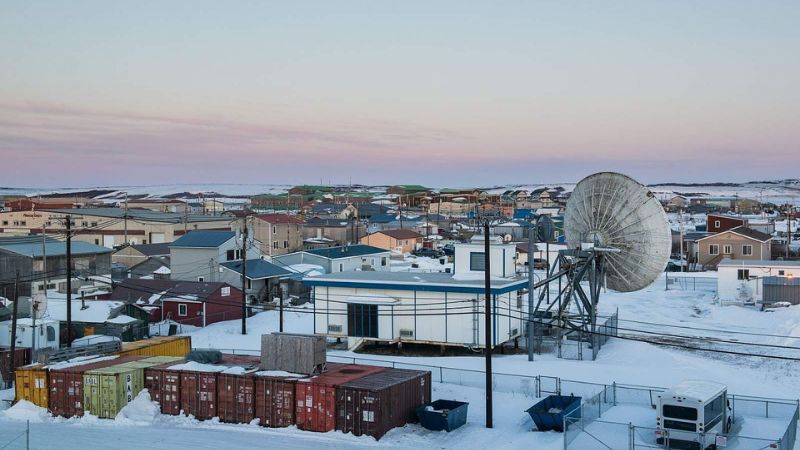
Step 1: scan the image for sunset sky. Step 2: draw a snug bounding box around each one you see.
[1,1,798,187]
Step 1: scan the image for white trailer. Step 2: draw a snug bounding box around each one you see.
[656,380,731,450]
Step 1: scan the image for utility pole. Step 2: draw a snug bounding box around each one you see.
[9,272,19,379]
[787,206,793,260]
[123,192,128,246]
[241,216,248,335]
[527,221,536,362]
[41,226,48,293]
[679,208,685,272]
[66,215,73,347]
[483,221,493,429]
[278,284,284,333]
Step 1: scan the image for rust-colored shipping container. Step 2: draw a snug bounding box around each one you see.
[48,355,143,418]
[180,369,220,420]
[1,347,31,387]
[216,355,260,424]
[254,373,299,428]
[14,364,49,408]
[336,368,432,440]
[117,336,191,358]
[294,363,386,433]
[144,362,183,415]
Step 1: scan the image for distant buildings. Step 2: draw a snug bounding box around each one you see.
[0,207,232,248]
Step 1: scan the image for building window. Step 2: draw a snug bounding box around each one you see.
[381,257,387,266]
[197,276,205,282]
[273,226,277,233]
[226,249,235,261]
[142,240,147,244]
[470,252,486,271]
[779,270,785,276]
[81,221,88,227]
[273,241,279,249]
[339,263,343,272]
[709,244,719,256]
[94,239,100,245]
[737,269,750,280]
[91,222,98,227]
[714,220,721,228]
[1,221,7,226]
[178,304,188,316]
[742,245,753,256]
[283,240,288,248]
[20,221,26,226]
[723,244,732,254]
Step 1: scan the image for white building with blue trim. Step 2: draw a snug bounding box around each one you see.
[304,236,525,348]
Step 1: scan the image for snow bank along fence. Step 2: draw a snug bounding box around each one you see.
[563,383,799,450]
[0,420,30,450]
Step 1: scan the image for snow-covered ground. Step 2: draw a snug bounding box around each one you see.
[2,273,799,449]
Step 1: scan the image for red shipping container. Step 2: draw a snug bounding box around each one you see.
[217,355,260,424]
[144,362,183,415]
[254,374,299,428]
[48,355,143,418]
[336,369,432,440]
[180,370,219,420]
[1,347,31,386]
[294,363,386,433]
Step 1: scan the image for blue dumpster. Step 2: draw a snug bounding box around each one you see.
[526,395,582,432]
[416,400,469,432]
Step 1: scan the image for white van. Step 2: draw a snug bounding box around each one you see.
[656,380,732,450]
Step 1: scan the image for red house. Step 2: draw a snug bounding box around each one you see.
[707,214,748,234]
[110,279,243,327]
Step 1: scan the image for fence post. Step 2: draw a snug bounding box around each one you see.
[628,422,634,450]
[766,400,770,418]
[612,382,617,406]
[535,376,540,398]
[439,366,443,383]
[26,420,30,450]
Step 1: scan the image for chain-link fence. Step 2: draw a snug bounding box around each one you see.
[565,386,799,450]
[0,421,30,450]
[531,311,619,361]
[664,273,717,292]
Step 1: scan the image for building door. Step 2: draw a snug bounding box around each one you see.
[103,235,115,248]
[150,232,166,244]
[347,303,378,338]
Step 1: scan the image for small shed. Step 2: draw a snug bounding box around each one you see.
[763,276,800,305]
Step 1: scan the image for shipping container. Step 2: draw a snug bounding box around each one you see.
[180,368,221,420]
[14,364,48,408]
[116,356,183,370]
[216,358,258,424]
[295,363,386,433]
[260,333,326,374]
[144,362,183,415]
[336,369,432,440]
[117,336,191,358]
[254,373,299,428]
[49,355,143,418]
[83,363,145,418]
[1,347,31,388]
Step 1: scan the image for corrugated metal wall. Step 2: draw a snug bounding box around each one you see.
[763,277,800,305]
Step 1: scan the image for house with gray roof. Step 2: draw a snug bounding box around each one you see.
[169,230,261,283]
[0,235,111,297]
[220,258,293,305]
[273,244,391,274]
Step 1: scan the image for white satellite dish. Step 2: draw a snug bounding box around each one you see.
[531,171,672,360]
[32,293,48,319]
[564,171,671,292]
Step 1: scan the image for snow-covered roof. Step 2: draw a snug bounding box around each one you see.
[153,266,171,275]
[660,380,726,402]
[43,299,127,323]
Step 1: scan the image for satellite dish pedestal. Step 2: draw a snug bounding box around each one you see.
[530,172,671,361]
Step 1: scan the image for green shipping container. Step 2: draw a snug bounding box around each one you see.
[117,356,183,370]
[83,364,144,419]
